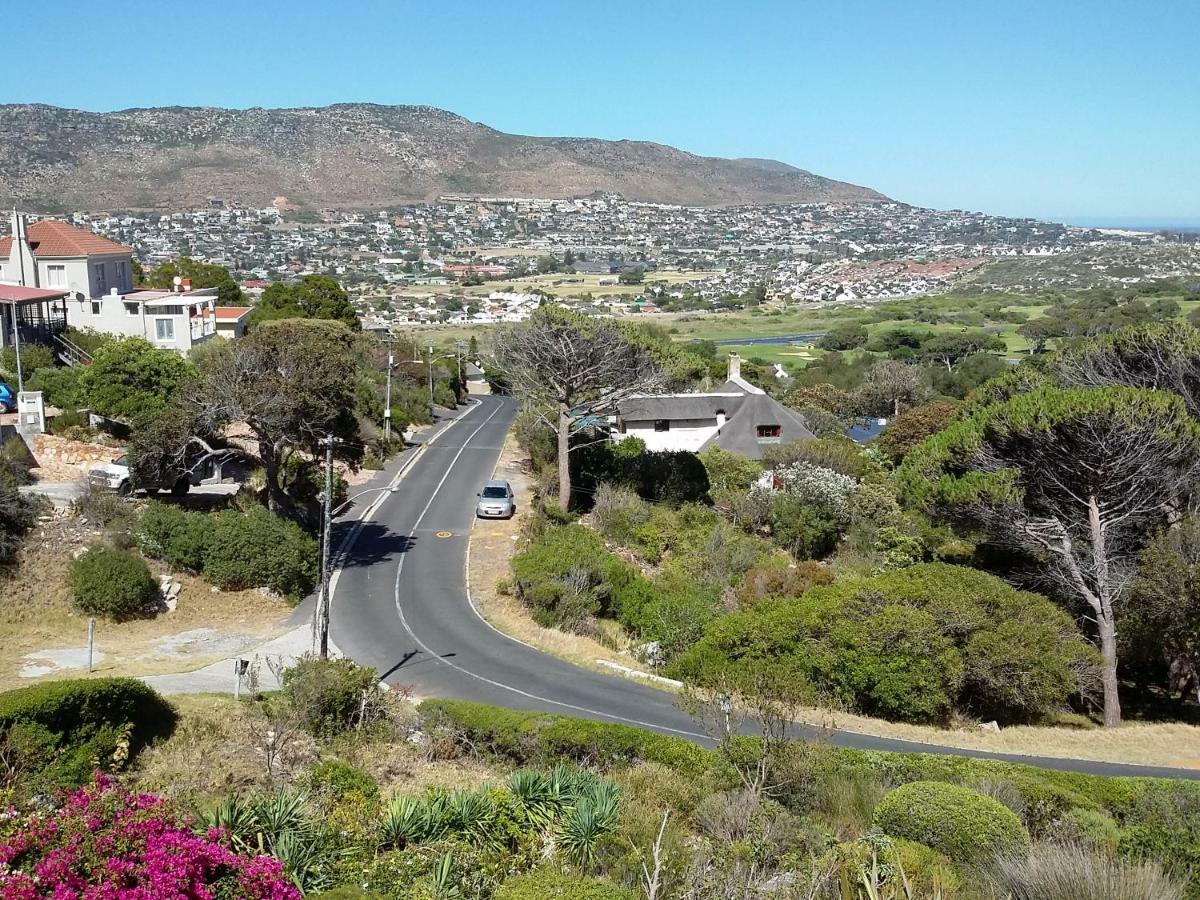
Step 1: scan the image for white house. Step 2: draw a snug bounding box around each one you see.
[612,354,815,459]
[0,212,219,355]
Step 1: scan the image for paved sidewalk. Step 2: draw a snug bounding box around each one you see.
[143,625,338,695]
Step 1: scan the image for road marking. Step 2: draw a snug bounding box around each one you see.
[435,531,453,539]
[391,397,708,741]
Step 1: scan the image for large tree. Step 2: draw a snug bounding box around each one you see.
[251,276,360,330]
[493,308,664,510]
[184,320,361,514]
[856,359,929,417]
[899,386,1200,726]
[146,257,243,306]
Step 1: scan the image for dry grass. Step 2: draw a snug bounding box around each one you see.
[799,705,1200,770]
[0,515,292,689]
[466,431,650,677]
[134,693,505,806]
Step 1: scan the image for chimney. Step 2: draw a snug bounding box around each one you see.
[715,408,726,430]
[728,352,742,381]
[180,277,192,293]
[9,211,37,287]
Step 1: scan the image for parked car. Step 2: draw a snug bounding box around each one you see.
[88,446,242,497]
[0,383,16,413]
[476,480,516,519]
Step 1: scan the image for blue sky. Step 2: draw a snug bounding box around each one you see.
[7,0,1198,221]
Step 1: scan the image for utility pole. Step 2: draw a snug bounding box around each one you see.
[426,341,435,407]
[313,433,335,659]
[383,349,394,444]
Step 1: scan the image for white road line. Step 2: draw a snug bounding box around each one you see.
[392,398,708,741]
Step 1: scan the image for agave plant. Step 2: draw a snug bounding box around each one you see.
[379,795,426,850]
[507,770,560,830]
[559,788,620,870]
[447,788,500,849]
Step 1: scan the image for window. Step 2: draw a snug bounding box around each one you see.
[116,261,127,290]
[94,263,107,293]
[46,264,66,288]
[654,419,671,432]
[481,486,508,499]
[90,301,102,315]
[154,318,175,341]
[756,424,782,439]
[124,303,139,316]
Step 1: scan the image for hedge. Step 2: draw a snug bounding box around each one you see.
[873,781,1031,863]
[69,548,158,620]
[495,872,638,900]
[0,678,177,789]
[418,699,710,776]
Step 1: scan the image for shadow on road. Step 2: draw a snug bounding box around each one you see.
[380,650,458,681]
[334,522,419,571]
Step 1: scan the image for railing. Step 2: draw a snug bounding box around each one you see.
[54,333,93,367]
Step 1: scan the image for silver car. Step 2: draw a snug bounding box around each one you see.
[476,480,516,519]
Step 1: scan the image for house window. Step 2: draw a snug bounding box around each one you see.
[116,261,127,290]
[654,419,671,432]
[154,318,175,341]
[756,424,782,439]
[94,263,107,293]
[46,264,67,288]
[90,301,102,315]
[124,303,139,316]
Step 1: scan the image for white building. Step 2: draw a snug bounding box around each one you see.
[612,354,815,459]
[0,212,220,355]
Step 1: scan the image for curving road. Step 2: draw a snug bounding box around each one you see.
[331,394,1199,781]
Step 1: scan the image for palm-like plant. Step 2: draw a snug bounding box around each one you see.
[507,770,560,830]
[447,788,499,849]
[559,781,620,870]
[379,795,426,850]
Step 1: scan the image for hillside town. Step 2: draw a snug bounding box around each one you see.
[29,196,1194,330]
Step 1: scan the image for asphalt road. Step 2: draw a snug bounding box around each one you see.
[332,394,1200,781]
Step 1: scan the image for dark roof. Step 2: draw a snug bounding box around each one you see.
[619,393,745,422]
[699,392,815,459]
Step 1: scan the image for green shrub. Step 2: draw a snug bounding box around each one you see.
[671,563,1097,725]
[419,700,710,776]
[136,502,212,571]
[282,657,380,737]
[69,547,158,620]
[873,781,1031,863]
[496,871,637,900]
[308,759,380,801]
[0,678,176,790]
[203,506,318,600]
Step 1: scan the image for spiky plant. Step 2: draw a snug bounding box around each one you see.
[447,788,499,849]
[507,770,559,830]
[379,795,426,850]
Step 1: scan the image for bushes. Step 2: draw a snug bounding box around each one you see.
[205,506,318,599]
[419,700,711,777]
[672,563,1098,725]
[282,657,382,737]
[308,758,380,801]
[138,502,318,599]
[496,872,636,900]
[0,678,176,790]
[0,775,300,899]
[136,501,211,571]
[511,524,648,631]
[69,547,158,619]
[873,781,1031,863]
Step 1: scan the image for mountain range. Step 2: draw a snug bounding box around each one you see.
[0,103,887,211]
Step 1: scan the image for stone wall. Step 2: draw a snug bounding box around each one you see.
[30,433,122,479]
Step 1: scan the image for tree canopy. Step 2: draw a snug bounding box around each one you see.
[899,385,1200,725]
[251,276,360,330]
[145,258,243,306]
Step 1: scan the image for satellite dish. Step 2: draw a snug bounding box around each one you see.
[172,275,183,286]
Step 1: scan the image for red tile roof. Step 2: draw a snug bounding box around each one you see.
[214,306,253,321]
[0,220,133,258]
